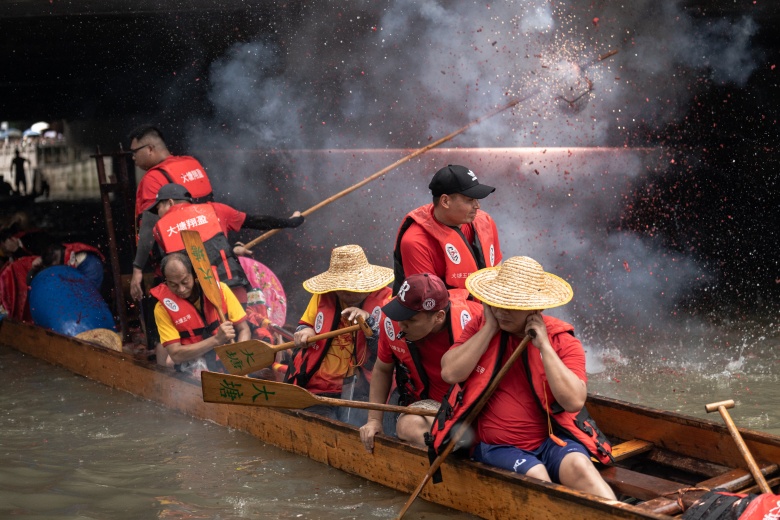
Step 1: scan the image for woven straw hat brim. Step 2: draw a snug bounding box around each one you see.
[303,266,394,294]
[466,264,573,310]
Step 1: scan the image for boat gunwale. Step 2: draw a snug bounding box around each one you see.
[2,318,774,520]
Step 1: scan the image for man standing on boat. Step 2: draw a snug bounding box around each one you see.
[128,125,215,302]
[435,256,616,500]
[392,164,502,295]
[359,273,483,453]
[286,245,394,427]
[152,252,250,376]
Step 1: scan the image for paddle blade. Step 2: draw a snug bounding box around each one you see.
[180,230,225,320]
[201,372,321,410]
[214,340,278,376]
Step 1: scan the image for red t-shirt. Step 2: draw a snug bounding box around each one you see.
[452,314,587,450]
[211,202,247,235]
[377,325,452,402]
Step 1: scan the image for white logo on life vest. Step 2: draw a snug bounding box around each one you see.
[314,312,324,333]
[383,316,396,341]
[163,298,179,312]
[422,298,436,311]
[371,305,382,323]
[489,245,495,266]
[397,280,410,301]
[445,243,461,264]
[460,310,472,329]
[475,365,486,374]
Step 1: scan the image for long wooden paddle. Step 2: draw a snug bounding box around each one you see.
[243,96,531,249]
[180,229,227,322]
[705,399,772,494]
[396,330,536,519]
[201,371,436,417]
[215,315,372,376]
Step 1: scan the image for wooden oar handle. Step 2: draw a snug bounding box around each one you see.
[317,396,436,417]
[705,398,772,494]
[705,399,735,413]
[270,315,372,355]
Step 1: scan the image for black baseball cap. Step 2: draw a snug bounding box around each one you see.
[428,165,495,199]
[149,183,192,213]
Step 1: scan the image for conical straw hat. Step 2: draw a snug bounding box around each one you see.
[465,256,573,310]
[303,245,394,294]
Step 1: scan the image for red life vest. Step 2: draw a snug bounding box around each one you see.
[380,289,479,406]
[135,155,214,217]
[393,204,500,293]
[285,288,390,392]
[427,315,613,480]
[153,202,248,290]
[62,243,105,264]
[150,283,226,344]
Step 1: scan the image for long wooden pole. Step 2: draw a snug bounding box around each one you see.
[705,399,772,494]
[92,146,129,341]
[397,331,536,519]
[243,97,530,249]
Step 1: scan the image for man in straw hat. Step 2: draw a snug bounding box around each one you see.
[434,256,616,499]
[392,164,502,295]
[359,273,483,453]
[285,245,394,426]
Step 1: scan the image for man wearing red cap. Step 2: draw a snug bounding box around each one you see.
[359,273,482,453]
[392,164,502,295]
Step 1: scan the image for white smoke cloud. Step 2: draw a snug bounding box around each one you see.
[184,0,757,359]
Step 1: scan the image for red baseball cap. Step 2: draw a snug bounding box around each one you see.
[382,273,449,321]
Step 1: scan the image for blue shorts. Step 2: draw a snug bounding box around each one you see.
[472,436,590,483]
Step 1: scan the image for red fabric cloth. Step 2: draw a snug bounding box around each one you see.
[211,202,246,234]
[0,256,37,322]
[453,314,587,451]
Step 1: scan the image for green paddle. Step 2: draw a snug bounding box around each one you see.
[201,371,436,417]
[215,315,372,376]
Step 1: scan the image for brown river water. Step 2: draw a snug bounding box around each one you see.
[0,345,472,520]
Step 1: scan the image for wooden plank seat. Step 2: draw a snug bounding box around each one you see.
[599,466,684,501]
[607,439,654,463]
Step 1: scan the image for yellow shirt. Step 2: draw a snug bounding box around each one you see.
[299,293,355,392]
[154,282,246,346]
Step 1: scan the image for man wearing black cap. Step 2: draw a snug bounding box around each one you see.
[392,164,502,295]
[358,273,482,453]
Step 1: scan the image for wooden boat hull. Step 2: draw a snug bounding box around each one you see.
[2,318,778,519]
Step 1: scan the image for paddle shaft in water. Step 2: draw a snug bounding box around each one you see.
[215,315,372,376]
[201,371,436,416]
